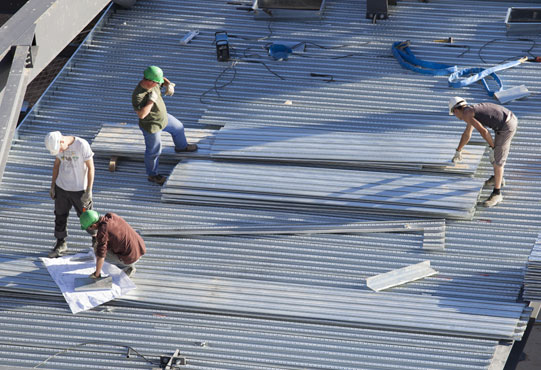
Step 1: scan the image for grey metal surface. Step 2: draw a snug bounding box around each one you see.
[523,233,541,301]
[91,123,216,161]
[0,0,111,80]
[0,295,502,370]
[0,0,540,369]
[0,40,31,185]
[163,159,484,219]
[211,126,486,173]
[0,0,111,183]
[505,7,541,35]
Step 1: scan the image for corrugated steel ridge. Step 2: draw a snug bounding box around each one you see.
[0,228,529,302]
[210,126,485,173]
[0,0,539,369]
[0,253,530,341]
[0,296,499,370]
[3,0,536,298]
[163,160,484,220]
[523,232,541,301]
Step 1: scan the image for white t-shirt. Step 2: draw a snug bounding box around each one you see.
[55,137,94,191]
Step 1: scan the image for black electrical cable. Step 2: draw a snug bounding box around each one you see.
[229,20,274,41]
[200,62,238,104]
[33,340,160,368]
[310,72,334,82]
[245,59,285,80]
[441,44,471,58]
[478,38,537,64]
[200,39,369,104]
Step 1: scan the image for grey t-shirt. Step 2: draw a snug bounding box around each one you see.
[466,102,513,131]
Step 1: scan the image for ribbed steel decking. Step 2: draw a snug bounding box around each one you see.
[0,0,540,369]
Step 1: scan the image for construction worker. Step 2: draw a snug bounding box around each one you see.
[80,210,145,278]
[449,97,518,207]
[45,131,95,257]
[132,65,198,186]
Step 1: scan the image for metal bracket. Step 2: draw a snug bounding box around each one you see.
[26,45,38,68]
[159,349,187,369]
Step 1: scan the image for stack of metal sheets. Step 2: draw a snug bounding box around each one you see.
[91,123,216,161]
[162,160,484,220]
[211,127,485,173]
[522,233,541,301]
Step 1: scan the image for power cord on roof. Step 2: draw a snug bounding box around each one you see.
[200,62,238,104]
[228,20,274,41]
[200,37,372,104]
[33,340,161,368]
[199,56,285,104]
[478,38,537,64]
[441,44,470,58]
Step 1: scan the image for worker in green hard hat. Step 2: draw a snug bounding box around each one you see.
[80,210,145,278]
[132,65,198,186]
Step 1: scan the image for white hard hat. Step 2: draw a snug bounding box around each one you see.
[449,97,467,115]
[45,131,62,155]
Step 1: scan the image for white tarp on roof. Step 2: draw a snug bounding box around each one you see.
[41,249,136,314]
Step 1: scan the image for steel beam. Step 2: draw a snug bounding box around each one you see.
[0,0,111,183]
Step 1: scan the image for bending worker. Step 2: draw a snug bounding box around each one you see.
[132,65,198,186]
[449,97,518,208]
[80,210,145,278]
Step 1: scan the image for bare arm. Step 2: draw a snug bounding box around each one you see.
[85,158,95,192]
[51,158,60,187]
[463,109,494,148]
[92,256,105,277]
[456,124,474,151]
[136,100,154,119]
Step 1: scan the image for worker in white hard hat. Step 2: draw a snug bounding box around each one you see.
[44,131,96,257]
[449,97,518,208]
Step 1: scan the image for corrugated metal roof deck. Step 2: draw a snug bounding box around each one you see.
[1,0,541,368]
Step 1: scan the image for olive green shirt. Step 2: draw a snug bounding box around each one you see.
[131,83,167,133]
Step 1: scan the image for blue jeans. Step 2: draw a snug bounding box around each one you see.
[140,114,188,176]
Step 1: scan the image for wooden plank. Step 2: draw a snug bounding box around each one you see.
[91,123,217,164]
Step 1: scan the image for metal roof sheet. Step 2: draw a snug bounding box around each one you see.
[1,0,540,369]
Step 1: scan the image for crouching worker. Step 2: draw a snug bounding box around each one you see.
[79,210,145,278]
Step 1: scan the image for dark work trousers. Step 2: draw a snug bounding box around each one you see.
[54,184,95,240]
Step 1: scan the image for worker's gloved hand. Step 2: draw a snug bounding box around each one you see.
[148,89,159,103]
[49,185,56,200]
[164,82,175,96]
[89,272,100,279]
[452,149,463,163]
[488,147,495,164]
[81,190,92,205]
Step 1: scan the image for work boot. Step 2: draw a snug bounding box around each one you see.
[123,266,136,278]
[483,192,503,208]
[174,143,198,153]
[147,174,167,185]
[48,239,67,258]
[484,175,505,187]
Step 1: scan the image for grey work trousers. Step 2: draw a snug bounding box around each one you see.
[54,184,94,240]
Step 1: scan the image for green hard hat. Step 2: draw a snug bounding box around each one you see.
[143,65,164,84]
[80,210,100,230]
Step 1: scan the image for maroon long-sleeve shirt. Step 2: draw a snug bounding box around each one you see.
[95,213,145,264]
